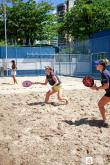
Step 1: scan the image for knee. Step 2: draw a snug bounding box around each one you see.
[46,91,51,96]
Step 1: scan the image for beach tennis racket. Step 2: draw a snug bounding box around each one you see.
[82,75,94,87]
[22,80,33,87]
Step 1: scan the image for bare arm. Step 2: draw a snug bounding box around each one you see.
[33,78,48,85]
[91,83,109,90]
[52,75,59,85]
[97,83,109,90]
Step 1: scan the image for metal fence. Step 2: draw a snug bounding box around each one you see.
[1,32,110,77]
[0,53,92,76]
[0,56,55,76]
[1,52,110,77]
[54,54,92,76]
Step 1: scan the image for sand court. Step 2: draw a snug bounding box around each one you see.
[0,76,110,165]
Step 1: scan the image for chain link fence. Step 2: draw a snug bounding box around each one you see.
[54,53,92,76]
[0,54,92,77]
[0,34,110,76]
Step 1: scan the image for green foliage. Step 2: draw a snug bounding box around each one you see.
[0,0,58,45]
[0,40,5,46]
[62,0,110,39]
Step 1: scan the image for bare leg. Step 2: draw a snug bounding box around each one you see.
[12,76,15,84]
[45,88,55,104]
[15,76,18,84]
[57,89,68,104]
[13,75,17,84]
[98,96,110,121]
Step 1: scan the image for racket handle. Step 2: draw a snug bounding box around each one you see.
[32,82,38,84]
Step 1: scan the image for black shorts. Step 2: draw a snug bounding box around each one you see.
[104,93,110,97]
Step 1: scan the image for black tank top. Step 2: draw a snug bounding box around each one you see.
[46,73,61,86]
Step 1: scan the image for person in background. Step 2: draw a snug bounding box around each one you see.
[11,60,18,84]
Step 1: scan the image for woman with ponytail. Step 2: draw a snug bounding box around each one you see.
[11,60,18,84]
[91,59,110,126]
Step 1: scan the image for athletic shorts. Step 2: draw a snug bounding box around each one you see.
[104,93,110,97]
[52,84,62,92]
[11,70,16,76]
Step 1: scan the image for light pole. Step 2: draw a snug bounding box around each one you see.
[69,37,72,75]
[4,0,8,76]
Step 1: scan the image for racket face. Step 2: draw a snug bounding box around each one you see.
[82,75,94,87]
[22,80,32,87]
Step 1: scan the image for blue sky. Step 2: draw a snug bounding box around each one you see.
[0,0,65,6]
[37,0,64,6]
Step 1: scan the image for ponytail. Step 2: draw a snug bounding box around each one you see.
[101,58,110,66]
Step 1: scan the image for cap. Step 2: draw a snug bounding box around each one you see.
[94,60,105,66]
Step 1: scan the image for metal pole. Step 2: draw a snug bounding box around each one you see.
[40,44,41,76]
[4,0,8,76]
[69,38,71,76]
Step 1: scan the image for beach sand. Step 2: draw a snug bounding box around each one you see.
[0,76,110,165]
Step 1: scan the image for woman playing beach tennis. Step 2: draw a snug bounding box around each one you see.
[91,59,110,125]
[11,60,17,84]
[35,66,68,104]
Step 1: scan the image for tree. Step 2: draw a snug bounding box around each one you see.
[63,0,110,39]
[0,0,58,45]
[0,3,4,41]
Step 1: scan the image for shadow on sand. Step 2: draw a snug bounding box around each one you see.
[2,83,13,85]
[28,101,66,107]
[63,118,109,128]
[28,102,45,106]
